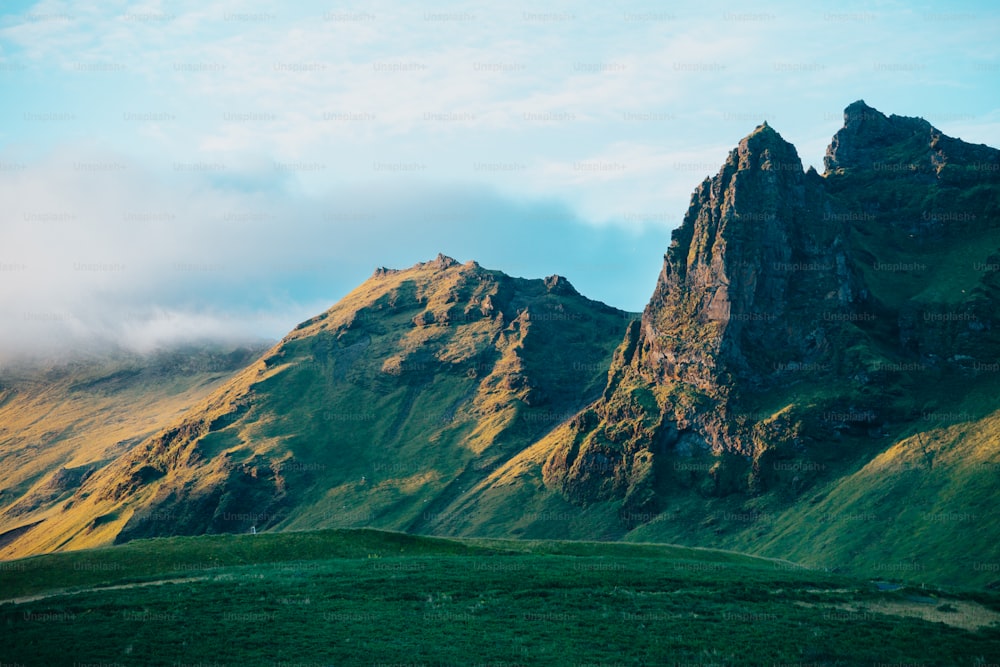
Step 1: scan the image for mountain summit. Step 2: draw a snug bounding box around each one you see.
[825,99,1000,175]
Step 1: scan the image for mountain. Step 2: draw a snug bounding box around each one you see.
[0,345,265,559]
[541,121,855,514]
[529,100,1000,585]
[4,256,628,555]
[4,101,999,589]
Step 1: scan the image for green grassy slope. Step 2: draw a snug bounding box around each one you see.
[1,529,997,665]
[747,395,1000,588]
[0,346,264,560]
[6,257,630,559]
[613,370,1000,588]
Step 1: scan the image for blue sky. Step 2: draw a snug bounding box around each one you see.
[1,0,999,357]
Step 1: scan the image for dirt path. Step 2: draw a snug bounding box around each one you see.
[796,598,1000,632]
[858,598,1000,632]
[0,576,207,606]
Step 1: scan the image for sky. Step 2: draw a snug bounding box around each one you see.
[1,0,999,359]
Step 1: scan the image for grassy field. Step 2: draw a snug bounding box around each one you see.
[623,375,1000,589]
[2,529,999,665]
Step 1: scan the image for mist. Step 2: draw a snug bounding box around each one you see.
[0,145,668,362]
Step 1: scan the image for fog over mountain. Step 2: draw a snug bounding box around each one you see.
[0,153,666,360]
[2,0,997,360]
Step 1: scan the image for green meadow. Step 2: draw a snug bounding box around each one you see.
[2,529,998,666]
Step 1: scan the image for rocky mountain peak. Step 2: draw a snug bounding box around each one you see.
[824,100,937,173]
[641,118,837,395]
[731,121,802,175]
[427,253,460,270]
[543,274,578,296]
[844,99,888,127]
[543,101,1000,522]
[372,266,399,278]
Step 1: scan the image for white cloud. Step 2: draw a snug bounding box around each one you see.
[1,0,998,358]
[0,144,671,359]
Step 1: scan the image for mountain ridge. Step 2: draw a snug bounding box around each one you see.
[544,98,1000,502]
[3,102,999,588]
[2,256,630,555]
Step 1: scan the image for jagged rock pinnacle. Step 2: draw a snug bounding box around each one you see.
[431,253,459,270]
[544,274,579,296]
[824,100,932,173]
[372,266,398,278]
[718,120,804,180]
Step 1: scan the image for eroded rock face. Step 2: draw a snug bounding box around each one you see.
[824,100,932,173]
[544,103,1000,516]
[544,123,857,514]
[642,122,858,393]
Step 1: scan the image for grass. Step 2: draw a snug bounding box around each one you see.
[1,528,998,665]
[0,145,999,662]
[620,371,1000,588]
[0,345,264,560]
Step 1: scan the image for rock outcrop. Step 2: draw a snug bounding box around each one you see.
[543,102,1000,518]
[825,99,1000,177]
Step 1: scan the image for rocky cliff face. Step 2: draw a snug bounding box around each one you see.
[823,101,1000,362]
[641,122,859,394]
[543,102,1000,518]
